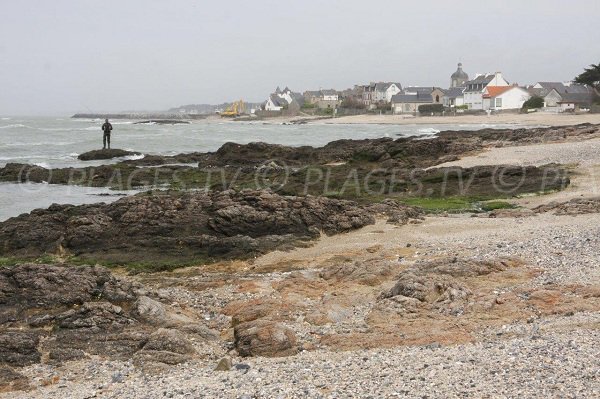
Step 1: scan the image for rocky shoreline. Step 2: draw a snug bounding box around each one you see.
[0,190,417,265]
[1,123,599,397]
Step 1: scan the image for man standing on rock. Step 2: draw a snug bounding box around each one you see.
[101,118,113,149]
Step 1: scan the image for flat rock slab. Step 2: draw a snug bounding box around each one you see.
[78,149,141,161]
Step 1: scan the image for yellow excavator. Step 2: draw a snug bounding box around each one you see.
[220,100,246,117]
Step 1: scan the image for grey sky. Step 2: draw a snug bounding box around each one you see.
[1,0,598,115]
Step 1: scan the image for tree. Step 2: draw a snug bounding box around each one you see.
[522,96,544,109]
[574,62,600,89]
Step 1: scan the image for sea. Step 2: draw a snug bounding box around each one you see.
[0,116,542,221]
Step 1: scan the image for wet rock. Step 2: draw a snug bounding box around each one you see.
[55,302,133,330]
[0,331,41,367]
[0,263,115,311]
[0,190,374,263]
[78,149,141,161]
[48,348,87,363]
[234,320,298,357]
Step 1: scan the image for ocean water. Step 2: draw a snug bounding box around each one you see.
[0,116,540,221]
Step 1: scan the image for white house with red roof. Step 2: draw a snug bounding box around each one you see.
[463,72,509,109]
[482,85,530,110]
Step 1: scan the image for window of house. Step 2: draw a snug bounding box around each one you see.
[495,98,502,107]
[435,95,440,103]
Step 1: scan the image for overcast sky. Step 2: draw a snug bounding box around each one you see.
[1,0,598,115]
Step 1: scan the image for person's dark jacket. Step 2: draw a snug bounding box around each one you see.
[102,122,113,134]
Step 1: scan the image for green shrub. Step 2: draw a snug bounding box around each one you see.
[418,104,444,114]
[455,104,468,110]
[522,96,544,109]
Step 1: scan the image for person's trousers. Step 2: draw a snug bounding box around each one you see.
[103,133,111,149]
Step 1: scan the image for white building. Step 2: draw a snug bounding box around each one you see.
[384,83,402,102]
[373,82,403,103]
[320,89,339,101]
[482,86,530,110]
[443,87,465,108]
[264,94,288,111]
[463,72,509,110]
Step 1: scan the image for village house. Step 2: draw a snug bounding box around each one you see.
[528,82,595,111]
[482,85,530,110]
[372,82,403,103]
[391,87,444,114]
[359,83,377,107]
[443,87,466,108]
[263,86,304,112]
[301,89,341,109]
[403,87,446,103]
[264,94,288,111]
[463,72,509,110]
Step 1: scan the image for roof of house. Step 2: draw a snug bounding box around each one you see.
[391,92,433,104]
[483,86,514,98]
[466,74,496,85]
[290,92,305,104]
[303,90,321,97]
[527,87,546,97]
[320,89,338,96]
[444,87,465,99]
[557,91,594,104]
[269,94,288,107]
[374,82,390,92]
[564,84,594,94]
[403,86,435,94]
[535,82,566,91]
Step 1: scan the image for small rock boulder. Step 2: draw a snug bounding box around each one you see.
[132,296,168,326]
[214,357,232,371]
[134,328,196,368]
[234,320,297,357]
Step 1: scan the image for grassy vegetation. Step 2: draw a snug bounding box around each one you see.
[479,200,515,212]
[397,197,516,214]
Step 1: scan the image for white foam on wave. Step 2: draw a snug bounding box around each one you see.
[0,124,27,129]
[34,162,50,168]
[123,154,145,161]
[417,127,440,134]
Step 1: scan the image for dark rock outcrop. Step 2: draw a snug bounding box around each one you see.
[78,149,141,161]
[0,263,214,369]
[0,190,374,263]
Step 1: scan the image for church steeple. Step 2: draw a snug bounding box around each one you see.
[450,63,469,88]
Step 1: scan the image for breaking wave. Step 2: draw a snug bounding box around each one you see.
[0,124,27,129]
